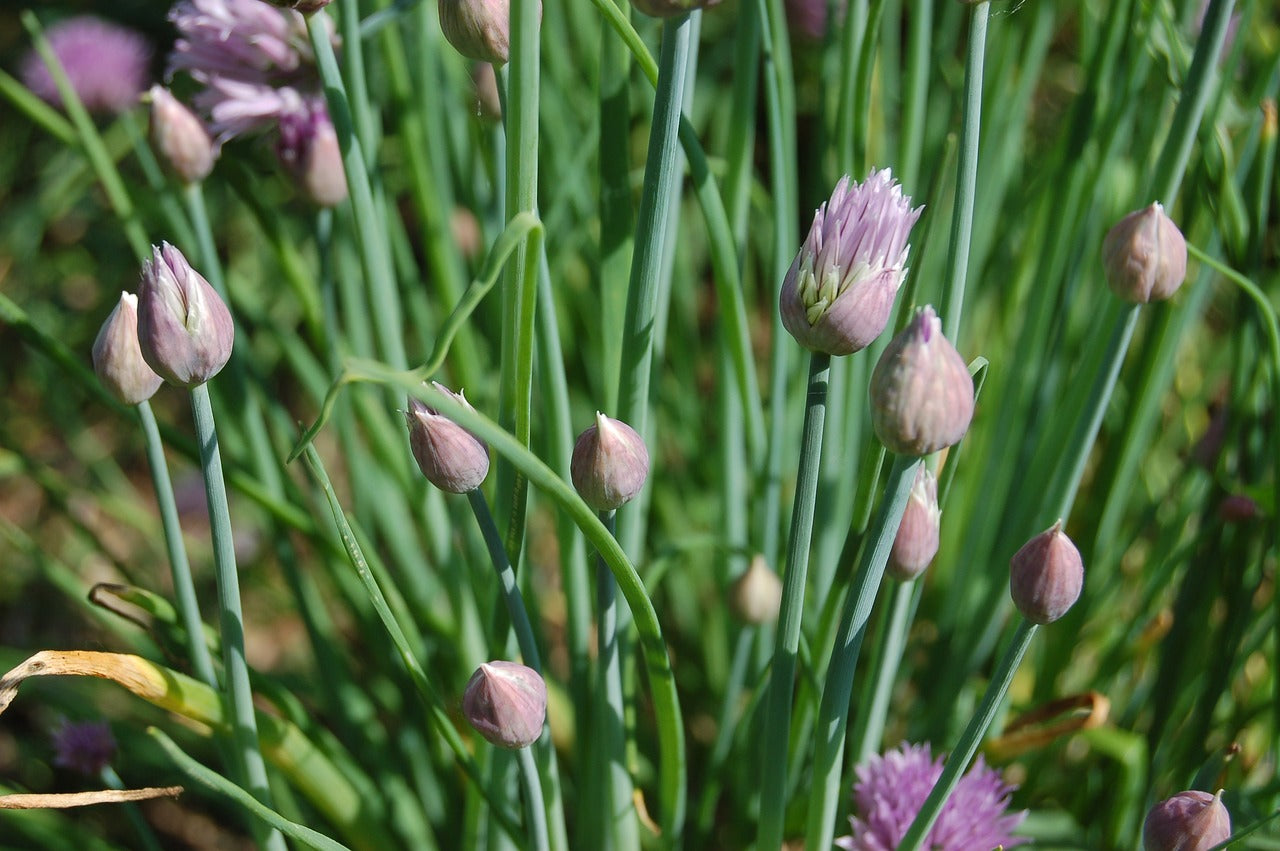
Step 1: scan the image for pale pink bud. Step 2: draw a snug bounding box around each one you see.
[277,103,347,207]
[1143,790,1231,851]
[148,86,216,184]
[463,661,546,749]
[92,292,164,405]
[728,555,783,625]
[439,0,539,65]
[780,170,922,356]
[869,306,975,456]
[1102,203,1188,304]
[137,243,234,388]
[1009,521,1084,625]
[1218,494,1261,523]
[570,413,650,512]
[405,383,490,493]
[888,466,940,581]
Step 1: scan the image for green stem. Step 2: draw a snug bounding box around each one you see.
[137,401,217,691]
[804,455,921,851]
[467,489,541,669]
[307,12,406,369]
[941,1,989,344]
[188,384,284,851]
[517,746,551,851]
[494,0,542,564]
[850,579,918,763]
[896,619,1038,851]
[757,351,832,850]
[594,509,638,849]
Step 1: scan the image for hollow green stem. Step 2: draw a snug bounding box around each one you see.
[850,579,918,763]
[137,400,217,691]
[307,12,406,369]
[594,509,638,849]
[941,1,989,344]
[467,488,541,669]
[517,746,551,851]
[804,454,921,851]
[188,383,283,851]
[757,350,831,850]
[896,619,1038,851]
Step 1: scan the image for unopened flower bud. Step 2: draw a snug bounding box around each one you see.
[471,63,503,120]
[1218,494,1260,523]
[277,103,347,207]
[439,0,538,65]
[869,306,975,456]
[632,0,723,18]
[405,383,490,493]
[781,170,922,356]
[571,413,650,512]
[1102,203,1187,304]
[1143,790,1231,851]
[463,661,546,749]
[148,86,216,184]
[728,555,782,625]
[1009,521,1084,625]
[137,243,234,388]
[888,466,940,581]
[92,292,164,405]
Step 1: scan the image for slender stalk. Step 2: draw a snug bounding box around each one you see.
[517,746,551,851]
[594,509,638,849]
[137,400,217,690]
[188,383,284,851]
[100,766,164,851]
[803,455,921,851]
[757,351,832,850]
[850,579,918,762]
[307,12,406,370]
[896,619,1039,851]
[941,2,989,344]
[467,489,541,670]
[494,0,543,563]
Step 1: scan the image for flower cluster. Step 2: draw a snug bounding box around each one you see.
[21,16,151,115]
[837,742,1026,851]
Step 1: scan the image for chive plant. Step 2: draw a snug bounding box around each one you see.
[1,1,1278,849]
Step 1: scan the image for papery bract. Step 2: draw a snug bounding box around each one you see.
[405,384,490,493]
[136,243,234,388]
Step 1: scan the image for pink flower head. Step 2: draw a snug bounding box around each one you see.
[167,0,335,143]
[21,16,151,115]
[785,0,846,42]
[836,742,1027,851]
[781,169,923,356]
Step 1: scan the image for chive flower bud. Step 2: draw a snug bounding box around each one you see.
[1009,521,1084,625]
[1143,790,1231,851]
[439,0,538,65]
[728,554,783,625]
[869,306,975,456]
[888,466,941,581]
[92,292,164,405]
[780,169,922,356]
[276,101,347,207]
[137,243,234,388]
[148,86,216,184]
[570,413,650,512]
[1102,203,1187,304]
[463,661,547,749]
[405,383,490,493]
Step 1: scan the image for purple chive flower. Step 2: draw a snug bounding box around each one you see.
[20,16,151,115]
[51,719,117,776]
[780,169,923,356]
[167,0,334,144]
[836,742,1027,851]
[785,0,846,42]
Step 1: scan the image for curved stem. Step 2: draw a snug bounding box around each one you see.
[517,746,551,851]
[896,619,1038,851]
[757,351,831,849]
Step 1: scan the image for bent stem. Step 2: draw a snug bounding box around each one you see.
[189,383,284,851]
[757,350,832,849]
[896,618,1038,851]
[803,454,921,851]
